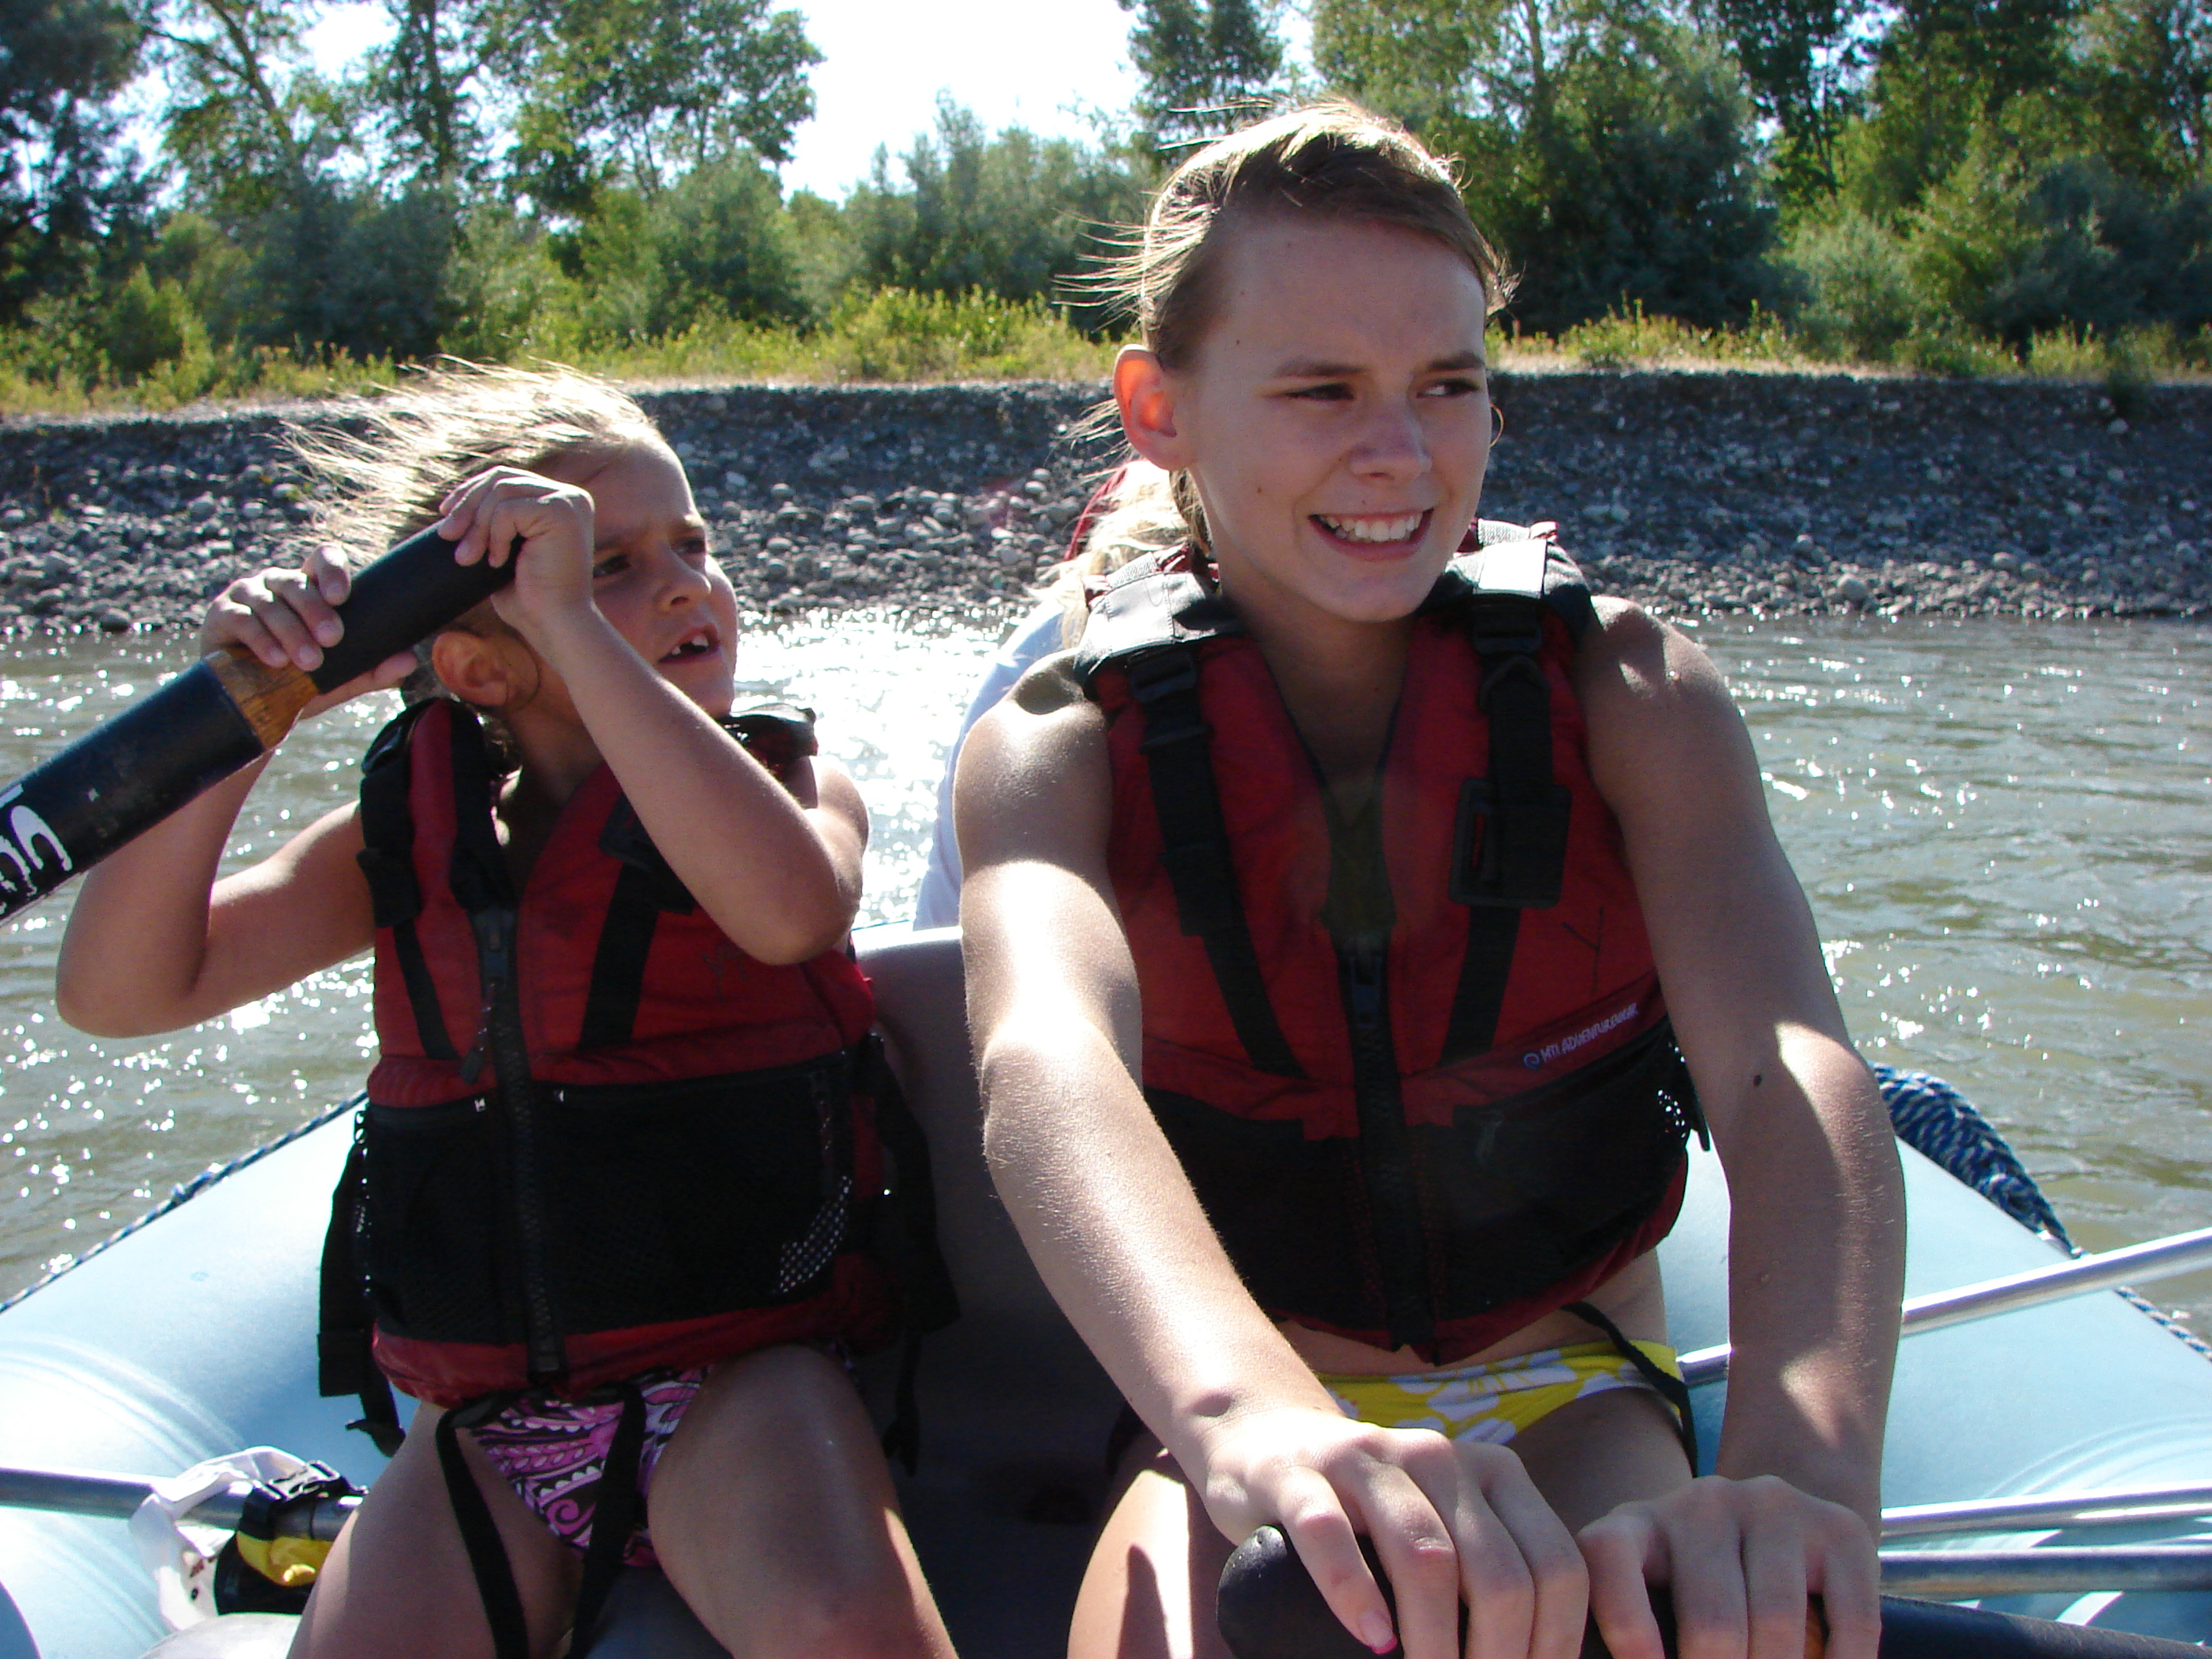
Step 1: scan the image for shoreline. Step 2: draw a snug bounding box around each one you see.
[0,372,2205,635]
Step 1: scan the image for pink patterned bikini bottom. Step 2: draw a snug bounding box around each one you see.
[466,1365,709,1569]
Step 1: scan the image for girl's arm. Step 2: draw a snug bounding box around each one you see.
[1576,599,1903,1659]
[57,554,411,1036]
[957,664,1589,1659]
[437,469,863,964]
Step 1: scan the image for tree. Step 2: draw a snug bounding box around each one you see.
[0,0,146,316]
[362,0,517,186]
[138,0,351,215]
[1119,0,1285,142]
[839,98,1148,326]
[507,0,819,208]
[1706,0,1880,200]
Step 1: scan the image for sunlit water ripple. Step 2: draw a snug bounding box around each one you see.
[0,613,2203,1336]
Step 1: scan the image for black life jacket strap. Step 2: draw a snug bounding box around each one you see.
[1124,644,1304,1079]
[1441,568,1576,1064]
[437,1400,531,1659]
[569,1379,647,1658]
[577,854,670,1053]
[1562,1298,1700,1470]
[356,702,459,1063]
[314,1113,406,1456]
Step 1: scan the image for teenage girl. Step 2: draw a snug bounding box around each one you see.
[955,106,1905,1659]
[56,368,956,1659]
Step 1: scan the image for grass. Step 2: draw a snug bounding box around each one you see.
[0,290,2204,419]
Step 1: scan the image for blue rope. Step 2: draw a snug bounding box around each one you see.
[0,1093,364,1316]
[1874,1065,2074,1248]
[1873,1064,2212,1364]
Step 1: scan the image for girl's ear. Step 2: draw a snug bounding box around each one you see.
[430,628,522,710]
[1115,346,1192,472]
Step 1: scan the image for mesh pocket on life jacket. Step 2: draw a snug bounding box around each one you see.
[1422,1021,1696,1308]
[1146,1020,1697,1334]
[361,1055,856,1349]
[538,1061,851,1334]
[361,1098,518,1344]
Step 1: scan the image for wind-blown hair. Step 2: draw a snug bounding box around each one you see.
[284,361,665,558]
[1090,101,1509,552]
[283,361,667,719]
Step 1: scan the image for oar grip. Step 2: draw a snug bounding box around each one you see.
[309,524,516,692]
[1215,1525,2204,1659]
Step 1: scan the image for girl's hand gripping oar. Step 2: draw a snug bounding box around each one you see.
[0,525,513,925]
[1217,1524,2211,1659]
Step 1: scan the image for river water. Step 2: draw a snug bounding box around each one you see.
[0,613,2204,1337]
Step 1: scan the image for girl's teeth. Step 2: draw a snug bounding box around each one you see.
[1322,513,1423,544]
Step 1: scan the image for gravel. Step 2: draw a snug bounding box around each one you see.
[0,372,2206,638]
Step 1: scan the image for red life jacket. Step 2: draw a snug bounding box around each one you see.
[322,698,947,1412]
[1071,526,1705,1364]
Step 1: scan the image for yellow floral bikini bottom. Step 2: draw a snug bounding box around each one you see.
[1319,1339,1686,1448]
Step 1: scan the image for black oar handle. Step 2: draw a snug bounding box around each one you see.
[309,524,515,691]
[0,526,512,925]
[1216,1525,2205,1659]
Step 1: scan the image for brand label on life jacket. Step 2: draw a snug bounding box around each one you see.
[1524,998,1641,1070]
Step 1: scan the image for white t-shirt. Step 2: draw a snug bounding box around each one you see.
[914,601,1072,928]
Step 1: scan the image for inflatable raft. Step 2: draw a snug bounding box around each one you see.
[0,927,2207,1657]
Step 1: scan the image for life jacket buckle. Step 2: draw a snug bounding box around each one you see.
[1124,646,1202,705]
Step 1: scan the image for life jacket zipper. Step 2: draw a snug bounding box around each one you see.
[1339,940,1435,1350]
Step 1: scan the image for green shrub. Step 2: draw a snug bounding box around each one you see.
[94,267,206,381]
[1780,213,1921,361]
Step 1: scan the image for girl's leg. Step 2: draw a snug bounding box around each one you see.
[290,1404,580,1659]
[1068,1436,1234,1659]
[1508,1385,1693,1529]
[647,1344,958,1659]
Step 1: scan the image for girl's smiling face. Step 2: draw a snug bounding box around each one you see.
[1116,213,1493,636]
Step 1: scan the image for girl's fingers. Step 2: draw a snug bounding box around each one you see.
[304,543,352,606]
[1277,1471,1400,1655]
[1580,1509,1670,1659]
[1810,1524,1881,1659]
[1468,1456,1588,1659]
[1352,1479,1470,1659]
[1657,1504,1749,1659]
[266,568,343,653]
[1740,1514,1810,1659]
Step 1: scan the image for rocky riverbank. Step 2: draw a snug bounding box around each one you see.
[0,371,2206,636]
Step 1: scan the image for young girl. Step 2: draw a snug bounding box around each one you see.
[55,367,958,1659]
[955,106,1906,1659]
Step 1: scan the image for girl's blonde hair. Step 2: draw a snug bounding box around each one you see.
[1043,460,1185,643]
[1094,101,1509,553]
[284,361,666,556]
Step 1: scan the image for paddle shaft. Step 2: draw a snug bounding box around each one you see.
[0,1464,357,1540]
[1215,1527,2210,1659]
[0,526,511,925]
[1679,1225,2212,1388]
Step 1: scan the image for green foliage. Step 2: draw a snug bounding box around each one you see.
[1463,28,1781,334]
[1780,211,1918,357]
[507,0,819,209]
[95,267,206,380]
[1906,145,2212,346]
[814,287,1112,380]
[1119,0,1285,141]
[840,101,1149,328]
[0,0,148,319]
